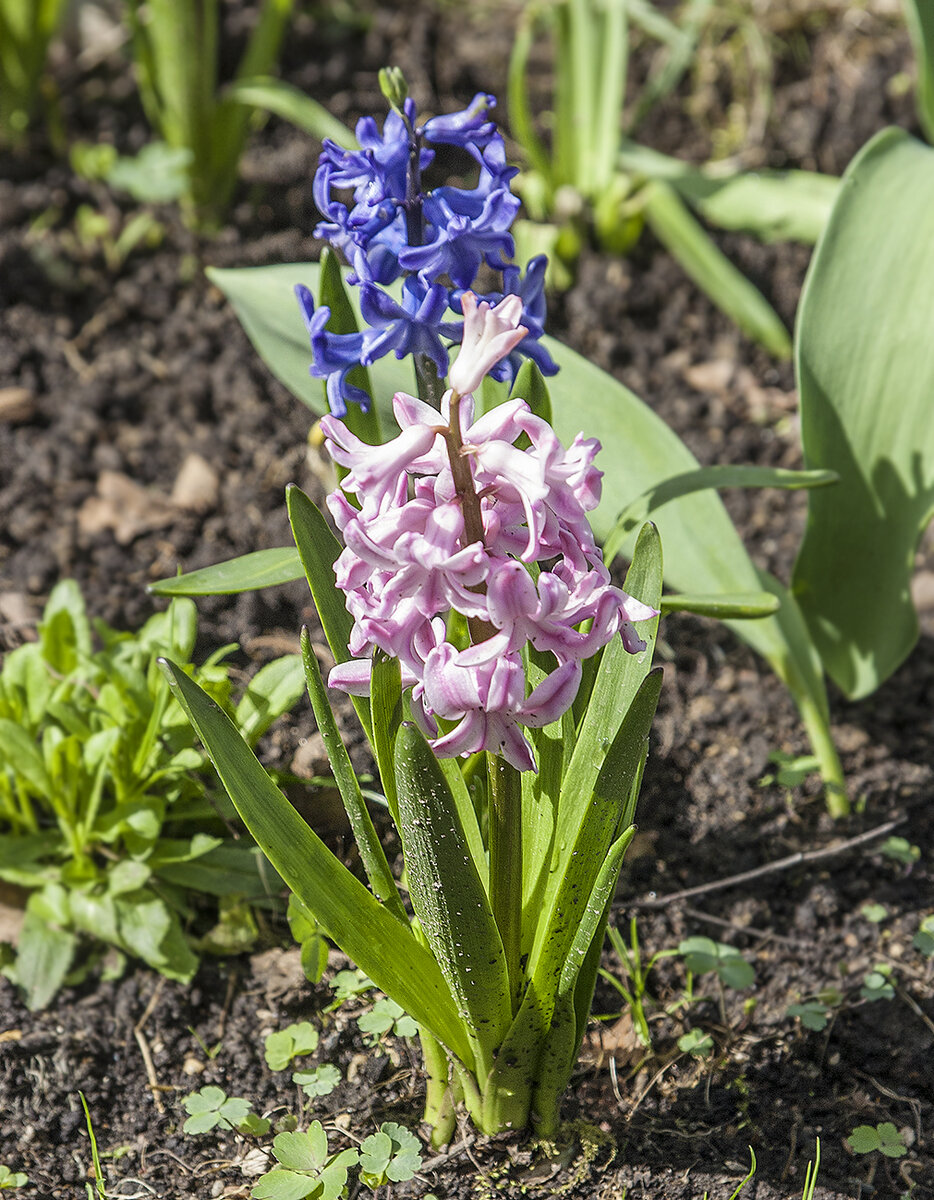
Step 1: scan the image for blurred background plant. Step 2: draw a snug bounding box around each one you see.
[507,0,839,356]
[0,580,305,1009]
[0,0,68,147]
[122,0,352,228]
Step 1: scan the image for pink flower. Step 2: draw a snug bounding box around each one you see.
[447,292,528,397]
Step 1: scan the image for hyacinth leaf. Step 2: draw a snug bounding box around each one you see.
[604,464,838,565]
[286,484,371,740]
[205,263,413,426]
[904,1,934,142]
[318,247,382,445]
[148,547,303,596]
[509,358,552,428]
[227,76,356,147]
[393,721,513,1077]
[641,180,792,358]
[370,649,403,825]
[793,128,934,699]
[660,592,779,619]
[158,659,474,1070]
[618,140,838,244]
[299,629,406,923]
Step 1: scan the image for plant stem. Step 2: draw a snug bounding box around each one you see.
[487,753,523,1009]
[419,1028,456,1147]
[798,690,848,817]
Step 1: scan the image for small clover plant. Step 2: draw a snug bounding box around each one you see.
[287,894,330,984]
[0,1166,28,1190]
[787,1001,832,1032]
[358,1122,423,1188]
[846,1122,908,1158]
[252,1124,358,1200]
[357,998,419,1042]
[327,969,374,1009]
[264,1022,319,1072]
[181,1086,270,1137]
[860,902,888,923]
[293,1065,341,1099]
[879,836,921,866]
[678,1028,713,1058]
[678,937,755,991]
[913,914,934,957]
[860,965,895,1002]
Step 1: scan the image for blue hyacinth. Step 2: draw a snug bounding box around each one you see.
[302,90,557,417]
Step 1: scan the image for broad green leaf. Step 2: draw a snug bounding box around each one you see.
[904,0,934,142]
[604,464,838,564]
[159,660,474,1069]
[206,263,413,422]
[115,893,197,981]
[235,653,305,746]
[394,722,512,1076]
[642,180,792,357]
[0,718,53,796]
[299,629,404,920]
[793,128,934,698]
[14,902,77,1011]
[227,76,355,146]
[264,1022,318,1071]
[619,140,837,244]
[287,486,371,740]
[148,547,303,596]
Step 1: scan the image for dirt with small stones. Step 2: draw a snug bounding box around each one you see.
[1,3,932,1198]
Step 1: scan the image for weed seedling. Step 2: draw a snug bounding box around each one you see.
[0,1166,28,1190]
[678,1028,714,1058]
[181,1086,269,1136]
[252,1123,358,1200]
[601,917,677,1047]
[293,1064,341,1099]
[860,902,888,923]
[787,1000,833,1032]
[678,936,755,1024]
[358,1122,423,1188]
[325,969,374,1012]
[264,1022,319,1071]
[913,915,934,957]
[860,965,895,1002]
[79,1093,105,1200]
[357,998,418,1044]
[879,837,921,866]
[846,1122,908,1158]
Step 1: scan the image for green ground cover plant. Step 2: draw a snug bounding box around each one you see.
[0,580,304,1008]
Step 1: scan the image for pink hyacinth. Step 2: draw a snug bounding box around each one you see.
[321,294,656,771]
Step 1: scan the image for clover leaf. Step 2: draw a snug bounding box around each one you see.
[677,1028,713,1057]
[252,1124,358,1200]
[356,998,418,1040]
[787,1001,832,1031]
[182,1086,255,1134]
[678,937,755,990]
[878,837,920,865]
[264,1022,319,1071]
[358,1122,422,1187]
[0,1165,28,1190]
[293,1064,341,1098]
[846,1122,907,1158]
[913,915,934,957]
[860,965,895,1002]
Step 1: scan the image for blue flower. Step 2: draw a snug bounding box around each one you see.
[360,278,460,377]
[295,285,374,418]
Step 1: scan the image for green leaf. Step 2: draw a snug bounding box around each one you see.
[904,0,934,142]
[659,591,779,619]
[227,76,355,146]
[264,1022,319,1072]
[787,1001,830,1031]
[148,547,303,596]
[679,937,754,989]
[604,464,838,565]
[793,129,934,698]
[913,915,934,957]
[287,487,371,740]
[206,264,412,423]
[0,718,53,796]
[678,1028,713,1057]
[159,659,474,1070]
[359,1122,422,1185]
[846,1122,907,1158]
[106,141,192,203]
[299,629,403,919]
[292,1064,341,1098]
[115,892,197,981]
[618,141,838,244]
[642,180,792,357]
[393,722,513,1075]
[13,902,77,1011]
[235,654,305,746]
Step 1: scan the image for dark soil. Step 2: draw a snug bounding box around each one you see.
[1,3,932,1198]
